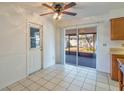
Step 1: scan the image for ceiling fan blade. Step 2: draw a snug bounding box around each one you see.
[40,12,54,16]
[62,11,77,16]
[42,3,54,10]
[63,2,76,10]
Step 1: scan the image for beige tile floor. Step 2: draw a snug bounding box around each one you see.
[0,64,119,91]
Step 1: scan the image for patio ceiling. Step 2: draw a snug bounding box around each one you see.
[66,27,96,35]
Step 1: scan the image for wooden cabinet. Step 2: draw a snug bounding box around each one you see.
[111,17,124,40]
[111,54,124,81]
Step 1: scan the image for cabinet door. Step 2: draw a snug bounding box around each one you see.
[111,54,124,81]
[111,55,118,80]
[111,17,124,40]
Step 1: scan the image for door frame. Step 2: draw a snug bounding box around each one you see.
[63,23,98,69]
[26,22,43,75]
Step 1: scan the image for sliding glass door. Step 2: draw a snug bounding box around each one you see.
[65,26,96,68]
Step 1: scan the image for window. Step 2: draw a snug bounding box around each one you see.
[30,27,40,48]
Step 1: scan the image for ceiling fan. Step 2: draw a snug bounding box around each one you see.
[40,2,77,20]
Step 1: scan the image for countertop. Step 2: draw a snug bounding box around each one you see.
[110,48,124,55]
[117,58,124,64]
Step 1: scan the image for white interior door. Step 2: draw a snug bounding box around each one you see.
[27,22,43,74]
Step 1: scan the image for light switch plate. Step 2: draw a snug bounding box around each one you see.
[103,43,107,46]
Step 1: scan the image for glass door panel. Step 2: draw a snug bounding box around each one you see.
[65,29,77,66]
[78,27,96,68]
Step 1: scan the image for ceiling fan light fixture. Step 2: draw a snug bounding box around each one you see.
[41,2,77,20]
[53,13,58,19]
[53,13,62,20]
[58,14,62,20]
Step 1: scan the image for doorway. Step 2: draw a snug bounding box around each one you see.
[27,22,43,75]
[64,26,96,68]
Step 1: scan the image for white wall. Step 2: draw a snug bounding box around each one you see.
[42,19,55,68]
[56,8,124,73]
[55,27,65,64]
[0,4,55,89]
[55,26,61,64]
[96,22,110,73]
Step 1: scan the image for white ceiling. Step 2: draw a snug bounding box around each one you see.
[62,2,124,20]
[1,2,124,20]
